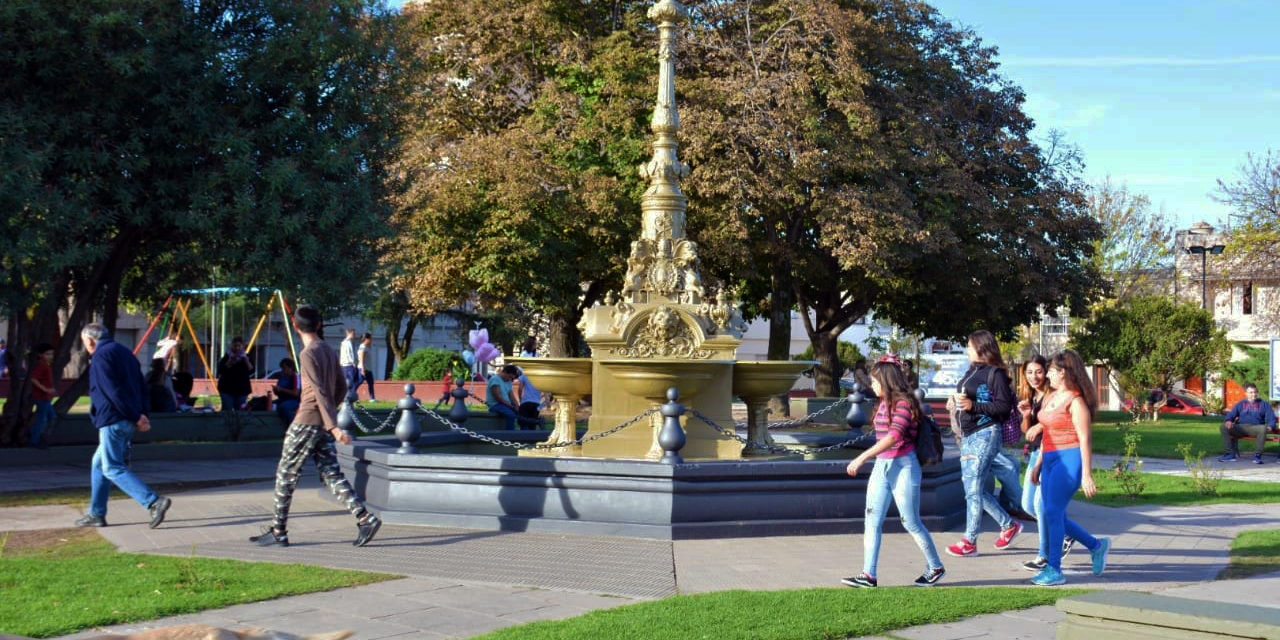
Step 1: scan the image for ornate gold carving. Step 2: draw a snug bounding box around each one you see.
[618,306,712,359]
[647,0,689,24]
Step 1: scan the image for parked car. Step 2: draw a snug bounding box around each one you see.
[1122,390,1205,416]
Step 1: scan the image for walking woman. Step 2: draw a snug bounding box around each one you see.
[843,361,946,588]
[1028,349,1111,586]
[1015,355,1074,571]
[946,330,1021,557]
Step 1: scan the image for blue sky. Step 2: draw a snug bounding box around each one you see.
[927,0,1279,229]
[388,0,1277,229]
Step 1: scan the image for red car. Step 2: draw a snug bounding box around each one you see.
[1122,390,1206,416]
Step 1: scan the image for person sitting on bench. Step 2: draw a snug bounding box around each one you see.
[1219,383,1278,464]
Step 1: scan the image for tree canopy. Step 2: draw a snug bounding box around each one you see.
[0,0,405,442]
[1071,295,1231,394]
[389,0,1106,392]
[1087,178,1174,301]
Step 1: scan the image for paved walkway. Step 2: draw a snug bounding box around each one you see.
[1,454,1277,639]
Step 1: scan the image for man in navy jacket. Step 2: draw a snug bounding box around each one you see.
[75,323,172,528]
[1219,383,1279,464]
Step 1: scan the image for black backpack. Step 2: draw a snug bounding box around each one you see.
[915,413,944,466]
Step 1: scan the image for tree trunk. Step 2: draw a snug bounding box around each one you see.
[544,313,582,358]
[810,330,841,398]
[386,314,418,378]
[766,273,794,417]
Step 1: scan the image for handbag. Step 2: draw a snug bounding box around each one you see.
[985,366,1022,446]
[915,413,944,466]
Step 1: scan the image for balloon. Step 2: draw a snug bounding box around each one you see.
[469,329,489,351]
[475,343,498,364]
[462,349,475,366]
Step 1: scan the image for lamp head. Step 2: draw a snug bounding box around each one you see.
[1209,244,1226,255]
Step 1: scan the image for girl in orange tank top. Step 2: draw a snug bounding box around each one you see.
[1036,390,1081,453]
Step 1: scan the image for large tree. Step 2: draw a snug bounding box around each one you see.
[0,0,405,443]
[1087,177,1175,301]
[1071,295,1231,396]
[390,1,655,356]
[680,0,1104,394]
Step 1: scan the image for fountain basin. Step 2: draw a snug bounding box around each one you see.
[339,435,964,539]
[506,357,592,396]
[732,360,815,398]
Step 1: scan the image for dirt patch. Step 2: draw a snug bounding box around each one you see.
[0,526,101,554]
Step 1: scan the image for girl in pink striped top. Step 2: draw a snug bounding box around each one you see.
[842,361,945,588]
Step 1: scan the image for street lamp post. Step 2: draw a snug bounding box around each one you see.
[1185,243,1226,310]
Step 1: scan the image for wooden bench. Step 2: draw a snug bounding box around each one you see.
[1237,428,1280,454]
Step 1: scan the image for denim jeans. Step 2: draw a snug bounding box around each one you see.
[30,399,55,446]
[960,425,1012,542]
[489,403,518,429]
[220,393,248,412]
[991,447,1024,514]
[1022,449,1046,559]
[863,455,943,577]
[1041,448,1099,570]
[89,420,158,517]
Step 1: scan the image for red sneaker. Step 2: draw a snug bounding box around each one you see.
[946,539,978,557]
[994,521,1023,550]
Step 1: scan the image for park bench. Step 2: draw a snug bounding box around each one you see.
[1057,590,1280,639]
[1235,427,1280,454]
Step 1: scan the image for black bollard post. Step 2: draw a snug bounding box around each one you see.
[395,383,421,454]
[658,387,686,465]
[336,386,358,436]
[845,382,867,431]
[447,379,470,424]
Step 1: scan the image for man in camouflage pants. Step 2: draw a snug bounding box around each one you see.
[250,304,381,548]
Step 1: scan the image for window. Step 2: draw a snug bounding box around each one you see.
[1041,316,1069,337]
[1244,281,1253,315]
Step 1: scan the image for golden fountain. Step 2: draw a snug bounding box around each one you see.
[511,0,811,460]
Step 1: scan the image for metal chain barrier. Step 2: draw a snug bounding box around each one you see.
[737,396,851,430]
[413,402,658,451]
[348,402,398,435]
[691,408,863,455]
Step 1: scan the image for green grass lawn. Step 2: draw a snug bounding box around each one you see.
[1083,469,1280,508]
[1091,411,1226,459]
[469,587,1086,640]
[1221,529,1280,580]
[0,528,398,638]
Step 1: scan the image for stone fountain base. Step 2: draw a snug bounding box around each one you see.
[339,434,965,540]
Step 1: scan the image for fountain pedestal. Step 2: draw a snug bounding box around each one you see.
[508,358,591,457]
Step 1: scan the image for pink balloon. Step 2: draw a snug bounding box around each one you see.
[469,329,489,351]
[475,343,498,363]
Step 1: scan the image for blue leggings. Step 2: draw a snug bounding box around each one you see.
[1040,448,1099,570]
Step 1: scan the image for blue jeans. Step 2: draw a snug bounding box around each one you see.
[1023,448,1048,560]
[863,455,943,577]
[220,393,248,412]
[991,447,1024,514]
[960,426,1012,542]
[489,403,518,429]
[30,399,55,446]
[89,420,158,517]
[1041,448,1099,570]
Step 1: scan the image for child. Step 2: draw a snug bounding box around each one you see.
[28,343,56,448]
[434,369,454,410]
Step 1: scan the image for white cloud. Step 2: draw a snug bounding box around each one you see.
[1023,96,1108,129]
[1002,55,1280,68]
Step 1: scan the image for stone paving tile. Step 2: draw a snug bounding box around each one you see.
[376,606,510,638]
[0,504,82,530]
[235,608,419,640]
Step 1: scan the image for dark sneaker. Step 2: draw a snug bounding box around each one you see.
[994,521,1023,550]
[1254,454,1264,465]
[353,515,382,547]
[1218,453,1238,462]
[913,567,945,586]
[75,514,107,527]
[1008,508,1037,523]
[249,527,289,547]
[147,496,171,529]
[840,573,877,588]
[1063,536,1077,555]
[1022,557,1047,572]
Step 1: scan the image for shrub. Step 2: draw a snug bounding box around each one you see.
[1110,425,1146,499]
[1177,442,1223,496]
[392,348,465,381]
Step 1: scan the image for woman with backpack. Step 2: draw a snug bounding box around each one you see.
[945,330,1021,558]
[1027,349,1111,586]
[842,361,945,588]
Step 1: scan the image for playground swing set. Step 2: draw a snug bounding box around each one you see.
[132,288,300,380]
